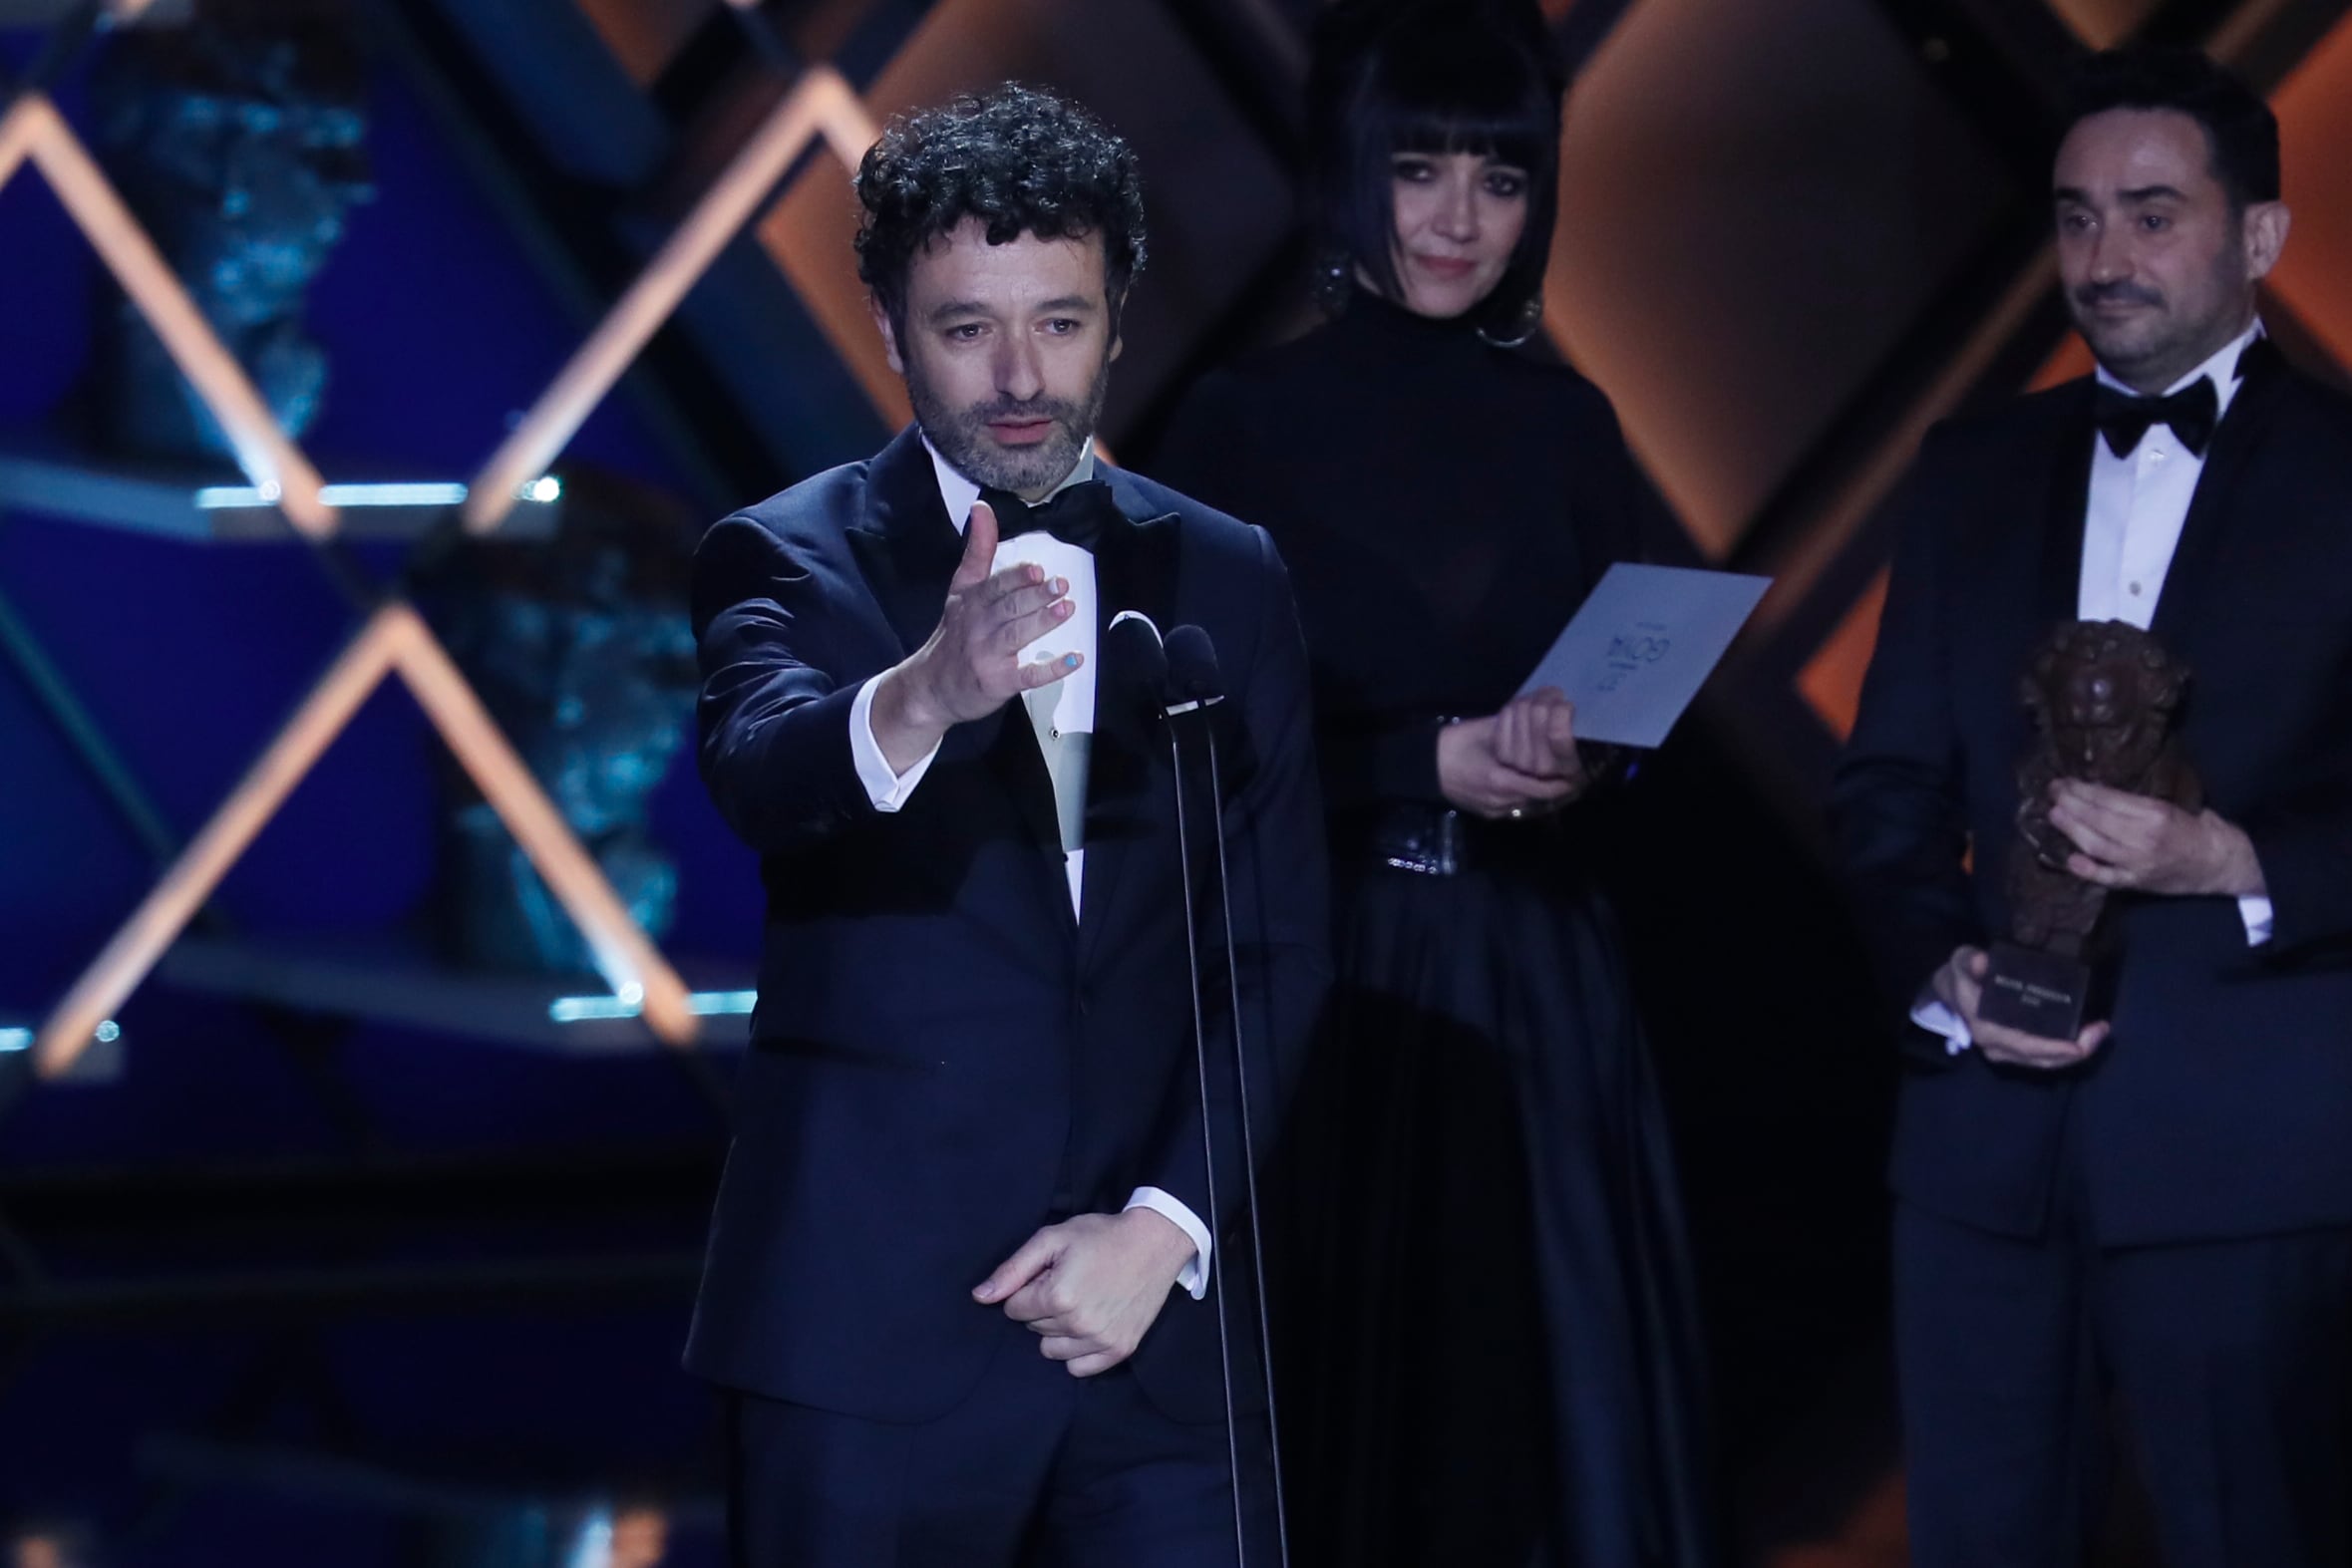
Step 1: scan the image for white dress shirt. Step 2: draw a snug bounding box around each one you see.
[843,437,1212,1296]
[1917,320,2274,1053]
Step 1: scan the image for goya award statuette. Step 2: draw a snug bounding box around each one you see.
[1980,621,2200,1040]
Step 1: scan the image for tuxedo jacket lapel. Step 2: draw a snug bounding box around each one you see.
[1077,478,1181,970]
[846,426,1073,935]
[2151,344,2288,652]
[846,426,965,657]
[2016,353,2285,652]
[982,704,1079,941]
[2035,384,2098,630]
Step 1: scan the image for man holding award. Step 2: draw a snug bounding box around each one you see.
[1834,45,2352,1568]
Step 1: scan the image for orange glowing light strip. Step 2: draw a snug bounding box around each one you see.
[34,609,408,1076]
[1781,1,2305,736]
[16,75,693,1072]
[1763,250,2056,626]
[0,96,42,186]
[2206,0,2298,61]
[10,96,335,536]
[385,606,695,1044]
[466,66,881,533]
[1758,0,2281,631]
[34,608,698,1076]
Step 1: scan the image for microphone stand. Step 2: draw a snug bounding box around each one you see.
[1166,624,1291,1568]
[1111,613,1249,1568]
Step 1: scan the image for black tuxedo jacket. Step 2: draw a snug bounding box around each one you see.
[682,426,1329,1422]
[1832,350,2352,1246]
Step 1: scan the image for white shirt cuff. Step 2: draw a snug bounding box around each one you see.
[1125,1186,1210,1299]
[1910,993,1973,1056]
[2238,895,2274,947]
[1911,901,2270,1048]
[848,674,941,810]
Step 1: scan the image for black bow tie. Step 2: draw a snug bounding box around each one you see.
[2094,376,2219,459]
[981,478,1122,553]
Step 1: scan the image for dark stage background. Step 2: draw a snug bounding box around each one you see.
[4,0,2352,1563]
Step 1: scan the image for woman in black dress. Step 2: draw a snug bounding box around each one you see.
[1153,4,1715,1563]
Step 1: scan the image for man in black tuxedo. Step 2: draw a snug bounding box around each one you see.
[1834,46,2352,1567]
[684,86,1327,1565]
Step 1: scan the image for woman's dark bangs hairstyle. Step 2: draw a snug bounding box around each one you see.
[1308,2,1566,330]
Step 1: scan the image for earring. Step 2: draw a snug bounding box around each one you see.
[1313,247,1354,316]
[1477,290,1545,349]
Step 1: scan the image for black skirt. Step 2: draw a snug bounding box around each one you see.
[1274,828,1717,1568]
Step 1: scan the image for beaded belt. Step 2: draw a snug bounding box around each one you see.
[1366,801,1473,877]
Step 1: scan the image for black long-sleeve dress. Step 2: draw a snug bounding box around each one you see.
[1155,290,1716,1568]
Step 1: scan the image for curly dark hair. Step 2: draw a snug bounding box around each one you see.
[854,84,1148,336]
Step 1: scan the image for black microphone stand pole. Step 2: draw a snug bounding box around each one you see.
[1166,624,1291,1568]
[1110,612,1249,1568]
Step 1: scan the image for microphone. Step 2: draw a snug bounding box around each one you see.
[1125,607,1250,1565]
[1165,623,1225,715]
[1163,623,1290,1568]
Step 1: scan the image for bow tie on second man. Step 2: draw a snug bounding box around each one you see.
[2094,376,2220,459]
[982,477,1125,552]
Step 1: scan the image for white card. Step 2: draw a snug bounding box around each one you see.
[1516,562,1771,749]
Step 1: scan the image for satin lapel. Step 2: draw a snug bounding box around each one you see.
[1077,489,1181,970]
[845,426,964,657]
[847,426,1072,934]
[2150,348,2287,651]
[2035,383,2098,630]
[980,702,1079,941]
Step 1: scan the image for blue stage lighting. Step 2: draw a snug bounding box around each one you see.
[547,990,758,1024]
